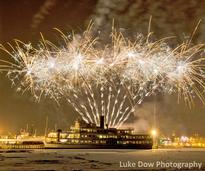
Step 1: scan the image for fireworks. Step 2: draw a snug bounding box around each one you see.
[0,24,205,128]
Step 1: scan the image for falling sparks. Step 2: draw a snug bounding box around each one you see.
[0,24,205,128]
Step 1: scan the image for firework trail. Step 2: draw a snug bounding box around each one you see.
[0,23,205,128]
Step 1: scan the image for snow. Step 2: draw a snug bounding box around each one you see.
[0,148,204,170]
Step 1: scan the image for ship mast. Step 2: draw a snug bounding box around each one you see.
[44,116,48,137]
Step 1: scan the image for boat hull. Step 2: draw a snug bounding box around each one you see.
[44,143,152,149]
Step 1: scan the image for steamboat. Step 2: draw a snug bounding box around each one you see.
[45,116,153,149]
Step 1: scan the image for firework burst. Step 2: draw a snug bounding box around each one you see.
[0,23,205,128]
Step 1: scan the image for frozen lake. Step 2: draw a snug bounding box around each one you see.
[0,148,204,170]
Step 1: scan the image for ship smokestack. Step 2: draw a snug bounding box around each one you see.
[57,129,62,142]
[100,115,104,129]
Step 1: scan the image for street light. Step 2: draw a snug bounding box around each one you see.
[151,129,157,137]
[151,128,158,148]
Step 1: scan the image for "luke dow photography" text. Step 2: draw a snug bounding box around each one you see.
[119,160,202,170]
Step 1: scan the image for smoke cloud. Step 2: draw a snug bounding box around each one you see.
[31,0,57,29]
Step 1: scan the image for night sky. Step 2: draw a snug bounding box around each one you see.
[0,0,204,136]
